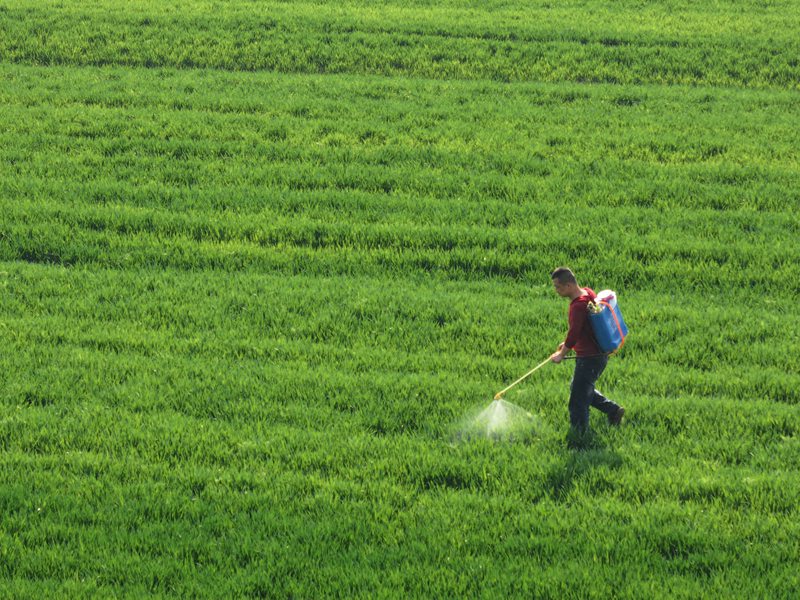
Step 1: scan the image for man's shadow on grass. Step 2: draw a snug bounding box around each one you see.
[544,429,623,502]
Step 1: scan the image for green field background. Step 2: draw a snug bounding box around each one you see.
[1,0,799,597]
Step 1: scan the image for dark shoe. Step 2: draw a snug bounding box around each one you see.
[608,407,625,426]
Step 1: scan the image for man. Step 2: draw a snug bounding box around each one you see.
[549,267,624,432]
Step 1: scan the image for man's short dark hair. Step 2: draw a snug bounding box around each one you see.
[551,267,577,285]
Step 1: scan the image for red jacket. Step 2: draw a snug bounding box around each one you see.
[565,287,601,357]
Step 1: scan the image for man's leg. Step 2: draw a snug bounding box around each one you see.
[570,356,621,429]
[568,358,596,430]
[590,389,620,415]
[585,356,624,424]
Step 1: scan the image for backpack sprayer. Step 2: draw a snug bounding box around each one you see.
[586,289,629,354]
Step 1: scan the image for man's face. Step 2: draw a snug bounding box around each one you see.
[552,278,571,297]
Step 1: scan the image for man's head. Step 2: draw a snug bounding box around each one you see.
[551,267,579,298]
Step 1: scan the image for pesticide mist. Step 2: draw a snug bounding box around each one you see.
[452,399,549,443]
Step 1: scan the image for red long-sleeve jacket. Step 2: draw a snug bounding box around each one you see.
[564,287,601,357]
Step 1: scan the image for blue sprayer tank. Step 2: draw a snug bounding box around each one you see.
[589,290,628,353]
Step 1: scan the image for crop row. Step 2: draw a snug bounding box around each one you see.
[6,151,796,214]
[2,66,797,221]
[1,0,798,87]
[5,307,797,403]
[2,445,796,598]
[2,223,797,297]
[5,62,799,123]
[4,176,800,242]
[2,389,799,502]
[2,333,798,498]
[3,194,793,260]
[3,64,797,156]
[2,263,798,405]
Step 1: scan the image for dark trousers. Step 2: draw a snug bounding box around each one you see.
[569,355,619,430]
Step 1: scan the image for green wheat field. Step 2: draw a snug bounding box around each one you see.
[1,0,799,597]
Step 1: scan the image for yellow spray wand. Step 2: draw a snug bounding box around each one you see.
[493,356,552,401]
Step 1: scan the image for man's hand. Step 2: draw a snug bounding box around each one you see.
[550,342,567,363]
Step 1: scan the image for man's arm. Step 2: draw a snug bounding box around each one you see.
[551,302,587,362]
